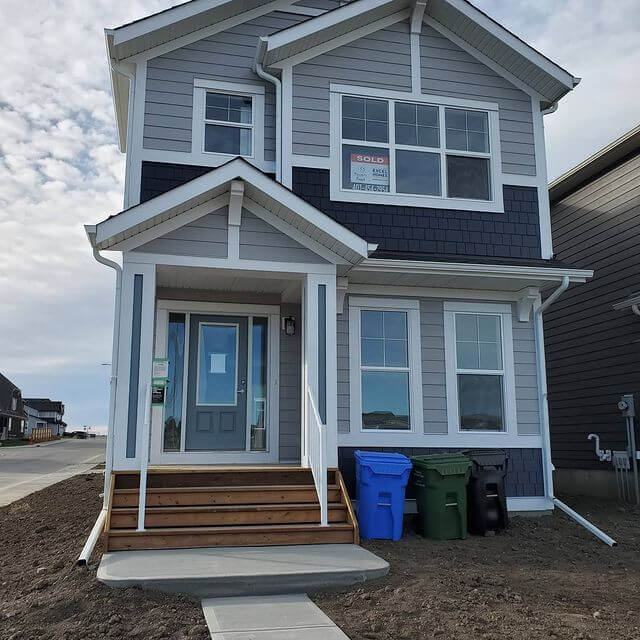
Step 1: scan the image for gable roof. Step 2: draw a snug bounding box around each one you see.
[23,399,65,414]
[86,158,371,265]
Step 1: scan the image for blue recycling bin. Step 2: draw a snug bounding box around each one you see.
[354,451,413,541]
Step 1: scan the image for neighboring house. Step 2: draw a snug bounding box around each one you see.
[546,125,640,498]
[86,0,592,550]
[23,399,67,437]
[0,373,26,440]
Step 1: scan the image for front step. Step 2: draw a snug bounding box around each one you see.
[104,467,358,551]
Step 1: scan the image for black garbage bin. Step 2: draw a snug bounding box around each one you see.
[464,449,509,535]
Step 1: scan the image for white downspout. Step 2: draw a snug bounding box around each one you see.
[78,229,123,565]
[534,276,617,546]
[255,37,282,183]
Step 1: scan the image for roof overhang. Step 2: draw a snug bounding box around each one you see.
[349,258,593,293]
[86,158,370,265]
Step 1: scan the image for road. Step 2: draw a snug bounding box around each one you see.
[0,438,106,506]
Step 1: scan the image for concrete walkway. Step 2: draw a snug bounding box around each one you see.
[98,544,389,598]
[202,593,349,639]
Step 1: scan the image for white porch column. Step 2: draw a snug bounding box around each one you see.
[303,272,338,468]
[112,260,156,469]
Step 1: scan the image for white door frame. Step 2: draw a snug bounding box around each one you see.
[150,300,281,464]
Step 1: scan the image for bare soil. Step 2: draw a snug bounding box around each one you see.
[1,474,638,640]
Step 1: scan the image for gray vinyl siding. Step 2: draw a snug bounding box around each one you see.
[420,24,536,176]
[239,211,327,263]
[144,11,306,157]
[280,303,302,462]
[291,21,536,176]
[133,209,228,257]
[337,295,540,436]
[546,151,640,470]
[292,21,412,157]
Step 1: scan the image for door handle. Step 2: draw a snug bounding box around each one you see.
[237,389,246,394]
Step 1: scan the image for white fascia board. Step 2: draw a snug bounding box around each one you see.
[105,31,128,153]
[445,0,576,91]
[354,258,594,283]
[264,0,403,63]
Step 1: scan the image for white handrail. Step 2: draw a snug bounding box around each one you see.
[306,386,328,526]
[137,384,152,532]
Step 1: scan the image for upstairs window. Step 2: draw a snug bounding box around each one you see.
[332,87,501,211]
[204,92,253,156]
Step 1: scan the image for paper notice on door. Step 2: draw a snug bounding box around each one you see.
[210,353,226,374]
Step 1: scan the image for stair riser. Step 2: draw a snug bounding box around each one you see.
[108,529,355,551]
[113,488,341,508]
[110,507,347,529]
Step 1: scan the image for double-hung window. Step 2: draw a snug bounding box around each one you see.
[349,298,423,432]
[332,87,501,211]
[444,302,517,434]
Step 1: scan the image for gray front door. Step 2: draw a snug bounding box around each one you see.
[186,315,248,451]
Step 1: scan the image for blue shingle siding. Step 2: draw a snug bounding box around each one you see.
[292,168,541,260]
[338,447,544,499]
[140,161,213,204]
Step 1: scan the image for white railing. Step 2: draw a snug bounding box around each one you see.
[306,386,328,526]
[137,384,152,532]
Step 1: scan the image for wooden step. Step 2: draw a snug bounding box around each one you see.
[107,523,355,551]
[112,485,341,508]
[110,502,348,529]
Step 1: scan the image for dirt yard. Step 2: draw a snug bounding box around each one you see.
[1,474,638,640]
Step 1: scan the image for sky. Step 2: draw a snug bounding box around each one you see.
[0,0,638,431]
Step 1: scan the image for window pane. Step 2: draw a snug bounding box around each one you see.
[458,374,504,431]
[395,123,417,146]
[204,124,239,154]
[361,338,384,367]
[164,313,185,452]
[445,108,489,153]
[396,150,440,196]
[342,117,366,140]
[362,371,410,430]
[365,99,388,123]
[478,315,501,342]
[197,324,238,405]
[366,120,388,143]
[342,145,390,192]
[361,310,383,338]
[468,131,488,153]
[239,128,252,156]
[466,110,488,133]
[417,126,439,148]
[447,155,490,200]
[417,104,438,127]
[456,314,478,341]
[445,107,466,130]
[445,128,467,151]
[456,341,479,369]
[383,311,407,340]
[250,318,268,452]
[206,106,230,122]
[479,342,502,371]
[395,102,416,124]
[342,96,365,119]
[384,339,408,367]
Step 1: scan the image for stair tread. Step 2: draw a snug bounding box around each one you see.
[113,484,339,494]
[109,522,354,536]
[112,502,346,514]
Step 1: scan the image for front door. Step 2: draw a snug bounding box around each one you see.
[186,315,248,451]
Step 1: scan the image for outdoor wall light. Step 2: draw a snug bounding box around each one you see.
[282,316,296,336]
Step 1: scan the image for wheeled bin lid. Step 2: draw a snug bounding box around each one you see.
[463,449,508,469]
[355,451,412,476]
[411,453,471,476]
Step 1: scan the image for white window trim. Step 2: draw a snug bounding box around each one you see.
[443,301,517,442]
[349,297,423,436]
[329,84,504,213]
[192,79,265,169]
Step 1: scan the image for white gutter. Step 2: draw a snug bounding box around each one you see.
[533,276,617,546]
[255,37,282,183]
[541,101,558,115]
[78,226,123,565]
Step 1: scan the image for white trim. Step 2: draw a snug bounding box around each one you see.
[348,284,526,302]
[192,80,265,168]
[287,6,325,17]
[281,65,294,188]
[125,61,146,208]
[157,300,280,315]
[139,148,275,174]
[410,1,427,93]
[348,298,423,437]
[506,496,553,512]
[227,179,244,260]
[443,302,517,443]
[532,98,553,258]
[329,86,505,213]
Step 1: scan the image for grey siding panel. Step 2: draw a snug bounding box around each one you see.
[238,210,327,263]
[144,11,305,156]
[338,295,540,436]
[419,24,535,176]
[126,275,143,459]
[546,151,640,470]
[292,22,412,156]
[280,303,302,463]
[133,210,228,257]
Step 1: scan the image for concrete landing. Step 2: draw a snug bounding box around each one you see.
[97,544,388,598]
[202,593,349,639]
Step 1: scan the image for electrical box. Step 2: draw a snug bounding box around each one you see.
[618,394,635,418]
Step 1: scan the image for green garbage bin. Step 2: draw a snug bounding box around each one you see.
[411,454,472,540]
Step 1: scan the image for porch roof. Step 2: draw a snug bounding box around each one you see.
[86,158,371,265]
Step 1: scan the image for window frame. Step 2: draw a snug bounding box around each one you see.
[192,78,265,167]
[443,301,517,438]
[349,297,423,435]
[329,84,504,213]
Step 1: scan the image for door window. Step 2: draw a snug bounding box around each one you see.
[197,324,238,406]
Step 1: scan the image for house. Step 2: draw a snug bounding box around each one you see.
[86,0,593,551]
[546,125,640,499]
[0,373,26,440]
[24,399,67,438]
